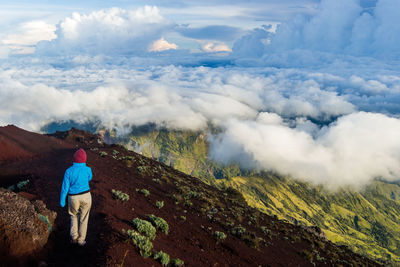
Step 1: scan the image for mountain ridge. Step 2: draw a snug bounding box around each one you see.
[119,127,400,265]
[0,125,381,266]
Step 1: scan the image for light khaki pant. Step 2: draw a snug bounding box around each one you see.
[68,192,92,243]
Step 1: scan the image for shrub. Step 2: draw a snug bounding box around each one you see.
[156,201,164,209]
[231,226,246,237]
[122,229,153,258]
[147,214,169,234]
[184,200,193,207]
[111,189,129,201]
[152,178,161,184]
[137,166,148,173]
[112,149,119,156]
[153,251,170,266]
[261,226,270,235]
[214,231,227,241]
[140,189,150,197]
[132,218,156,240]
[171,258,185,267]
[17,179,29,190]
[180,216,186,221]
[99,151,108,157]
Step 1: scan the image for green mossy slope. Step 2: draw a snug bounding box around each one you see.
[120,128,400,265]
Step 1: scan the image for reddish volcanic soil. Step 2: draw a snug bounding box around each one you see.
[0,125,381,267]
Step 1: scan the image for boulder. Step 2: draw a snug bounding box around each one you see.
[0,188,56,261]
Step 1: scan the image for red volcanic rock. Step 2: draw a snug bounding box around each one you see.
[0,188,56,262]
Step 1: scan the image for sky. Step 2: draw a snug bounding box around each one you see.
[1,0,400,189]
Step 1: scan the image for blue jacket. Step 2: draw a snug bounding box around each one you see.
[60,163,92,207]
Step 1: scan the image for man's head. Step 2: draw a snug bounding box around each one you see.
[73,148,87,163]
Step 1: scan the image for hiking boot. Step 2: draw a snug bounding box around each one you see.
[70,239,78,244]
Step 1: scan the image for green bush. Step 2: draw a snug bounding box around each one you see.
[140,189,150,197]
[17,179,29,190]
[99,151,108,157]
[147,214,169,235]
[132,218,156,240]
[122,229,153,258]
[153,251,170,266]
[111,189,129,201]
[156,200,164,209]
[231,225,246,237]
[261,226,271,235]
[184,200,193,207]
[112,149,119,156]
[214,231,227,241]
[171,258,185,266]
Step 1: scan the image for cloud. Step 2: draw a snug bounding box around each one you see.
[210,112,400,189]
[148,37,178,52]
[0,2,400,189]
[201,42,231,52]
[2,20,56,54]
[36,6,174,56]
[232,0,400,64]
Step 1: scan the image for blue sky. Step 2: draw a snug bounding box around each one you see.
[0,0,320,53]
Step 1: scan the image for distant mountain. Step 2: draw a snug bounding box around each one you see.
[118,127,400,265]
[0,125,380,266]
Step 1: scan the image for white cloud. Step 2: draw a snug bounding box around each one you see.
[2,20,56,55]
[210,112,400,189]
[201,42,231,52]
[148,37,178,52]
[232,0,400,64]
[36,6,173,56]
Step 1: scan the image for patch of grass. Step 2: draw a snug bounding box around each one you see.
[152,178,161,184]
[17,179,29,190]
[156,201,164,209]
[147,214,169,235]
[184,200,193,207]
[231,225,246,237]
[171,258,184,267]
[153,251,170,266]
[132,218,156,240]
[261,226,271,235]
[180,216,186,221]
[137,166,148,173]
[111,189,129,201]
[214,231,227,241]
[140,189,150,197]
[112,149,119,156]
[122,229,153,258]
[99,151,108,157]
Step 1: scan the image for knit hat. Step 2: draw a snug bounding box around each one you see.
[73,148,87,163]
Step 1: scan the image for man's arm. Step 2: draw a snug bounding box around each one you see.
[60,170,70,207]
[88,167,93,182]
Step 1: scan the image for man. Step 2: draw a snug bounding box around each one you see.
[60,148,92,246]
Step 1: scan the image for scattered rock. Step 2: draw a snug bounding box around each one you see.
[0,188,56,262]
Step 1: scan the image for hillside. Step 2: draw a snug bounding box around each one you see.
[0,125,380,266]
[119,127,400,265]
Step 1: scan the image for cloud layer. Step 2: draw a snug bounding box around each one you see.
[210,112,400,189]
[0,0,400,189]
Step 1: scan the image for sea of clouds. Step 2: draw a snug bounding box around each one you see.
[1,0,400,189]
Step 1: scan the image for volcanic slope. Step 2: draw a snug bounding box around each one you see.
[0,125,380,266]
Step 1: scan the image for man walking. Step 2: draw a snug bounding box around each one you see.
[60,148,92,246]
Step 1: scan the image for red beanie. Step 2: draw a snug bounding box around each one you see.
[73,148,87,163]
